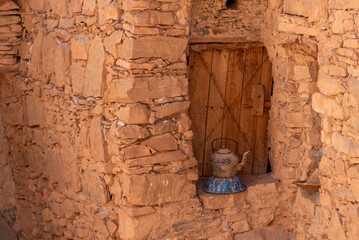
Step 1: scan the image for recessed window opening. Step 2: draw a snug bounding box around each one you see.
[189,45,273,177]
[225,0,236,8]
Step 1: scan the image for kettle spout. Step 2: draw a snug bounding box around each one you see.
[237,151,253,172]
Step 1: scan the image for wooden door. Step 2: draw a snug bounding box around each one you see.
[189,46,272,176]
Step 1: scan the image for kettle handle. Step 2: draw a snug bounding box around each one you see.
[211,138,238,153]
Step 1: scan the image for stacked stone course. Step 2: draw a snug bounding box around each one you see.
[0,0,21,67]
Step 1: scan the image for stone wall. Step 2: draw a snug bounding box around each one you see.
[191,0,324,235]
[264,0,359,239]
[0,73,18,236]
[190,0,267,43]
[312,1,359,239]
[192,0,359,239]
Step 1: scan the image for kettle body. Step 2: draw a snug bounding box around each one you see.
[211,148,239,178]
[210,138,252,178]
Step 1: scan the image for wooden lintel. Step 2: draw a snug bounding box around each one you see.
[190,42,264,52]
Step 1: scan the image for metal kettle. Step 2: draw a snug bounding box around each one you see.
[211,138,252,178]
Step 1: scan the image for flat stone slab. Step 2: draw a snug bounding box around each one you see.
[198,173,279,210]
[235,225,288,240]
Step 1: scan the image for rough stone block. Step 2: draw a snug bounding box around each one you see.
[125,150,186,167]
[332,11,348,34]
[283,0,309,17]
[28,0,45,11]
[208,232,232,240]
[90,117,108,162]
[24,96,46,127]
[116,125,150,139]
[116,103,149,124]
[42,34,57,77]
[54,43,71,87]
[70,34,89,60]
[83,37,106,97]
[294,189,316,217]
[44,145,81,192]
[294,65,311,80]
[235,226,287,240]
[123,11,175,26]
[317,75,344,96]
[82,170,109,206]
[59,18,75,28]
[332,132,359,157]
[155,101,190,119]
[4,102,24,126]
[121,174,188,205]
[125,207,155,217]
[141,133,177,151]
[199,191,247,210]
[122,145,153,159]
[305,130,322,146]
[49,0,67,17]
[104,30,122,58]
[116,59,155,70]
[312,93,345,119]
[123,24,160,35]
[98,0,112,25]
[268,0,283,9]
[104,2,120,21]
[118,36,188,63]
[106,76,188,103]
[123,0,160,11]
[0,16,20,26]
[355,15,359,37]
[117,208,156,240]
[148,120,177,135]
[172,215,221,233]
[329,0,359,9]
[350,179,359,202]
[347,165,359,178]
[348,77,359,98]
[277,22,320,36]
[0,0,19,10]
[281,111,303,128]
[308,0,328,21]
[71,0,83,13]
[82,0,96,15]
[328,65,346,77]
[328,209,346,240]
[0,56,16,65]
[71,61,85,94]
[343,39,359,48]
[232,218,251,234]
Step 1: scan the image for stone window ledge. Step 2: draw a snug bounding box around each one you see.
[197,174,279,210]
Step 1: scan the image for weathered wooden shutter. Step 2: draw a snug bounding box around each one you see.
[189,46,272,176]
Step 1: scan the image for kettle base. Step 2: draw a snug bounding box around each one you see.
[203,176,247,194]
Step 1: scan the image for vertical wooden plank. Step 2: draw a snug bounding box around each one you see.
[251,84,265,116]
[188,50,212,176]
[222,49,245,157]
[253,48,272,174]
[203,49,230,176]
[238,47,264,175]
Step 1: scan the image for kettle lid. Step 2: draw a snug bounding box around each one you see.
[217,147,232,154]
